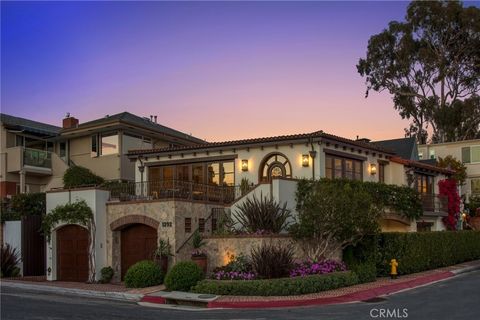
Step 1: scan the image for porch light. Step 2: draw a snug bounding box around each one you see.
[370,163,377,175]
[241,159,249,172]
[302,154,309,167]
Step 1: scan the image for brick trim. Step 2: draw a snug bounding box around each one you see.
[110,214,160,231]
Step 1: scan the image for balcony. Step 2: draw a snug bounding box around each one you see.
[6,147,52,175]
[105,180,249,205]
[421,194,448,215]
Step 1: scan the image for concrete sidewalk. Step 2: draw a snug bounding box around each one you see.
[141,259,480,309]
[0,279,164,302]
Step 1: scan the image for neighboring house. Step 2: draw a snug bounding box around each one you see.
[0,113,66,196]
[418,139,480,202]
[43,130,451,282]
[1,112,205,197]
[53,112,206,182]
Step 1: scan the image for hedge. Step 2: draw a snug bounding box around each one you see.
[124,260,164,288]
[376,231,480,276]
[191,271,358,296]
[346,231,480,277]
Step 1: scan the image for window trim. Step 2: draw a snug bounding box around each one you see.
[325,154,364,181]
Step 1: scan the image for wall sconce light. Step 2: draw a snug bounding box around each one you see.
[241,159,249,172]
[302,154,310,167]
[370,163,377,175]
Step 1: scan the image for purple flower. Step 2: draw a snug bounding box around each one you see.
[289,259,346,277]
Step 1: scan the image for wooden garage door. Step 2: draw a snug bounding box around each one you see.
[121,224,157,279]
[57,225,89,282]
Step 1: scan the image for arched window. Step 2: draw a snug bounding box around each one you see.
[259,152,292,182]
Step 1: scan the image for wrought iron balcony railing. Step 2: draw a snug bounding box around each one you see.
[421,194,448,213]
[23,148,52,169]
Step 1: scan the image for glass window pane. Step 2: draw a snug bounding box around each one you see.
[334,159,343,178]
[207,163,220,185]
[471,179,480,195]
[472,146,480,163]
[101,133,118,155]
[162,166,174,181]
[192,164,204,184]
[222,162,234,173]
[149,167,161,180]
[177,165,189,181]
[223,173,234,186]
[462,147,471,163]
[91,135,98,157]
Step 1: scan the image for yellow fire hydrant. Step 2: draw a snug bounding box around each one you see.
[390,259,398,279]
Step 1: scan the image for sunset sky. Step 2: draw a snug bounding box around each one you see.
[2,1,478,142]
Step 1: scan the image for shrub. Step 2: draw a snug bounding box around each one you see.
[100,266,114,284]
[351,262,377,283]
[1,244,21,277]
[232,195,291,233]
[251,243,294,279]
[164,261,204,291]
[376,231,480,276]
[124,260,164,288]
[192,271,359,296]
[289,260,346,277]
[63,165,104,188]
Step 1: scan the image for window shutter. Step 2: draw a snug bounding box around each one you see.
[462,147,470,163]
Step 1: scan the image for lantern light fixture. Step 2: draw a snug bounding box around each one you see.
[302,154,310,167]
[241,159,249,172]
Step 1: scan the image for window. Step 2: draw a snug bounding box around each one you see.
[471,179,480,195]
[325,154,363,181]
[91,135,98,157]
[222,162,234,186]
[16,135,24,147]
[416,221,433,232]
[378,163,386,183]
[199,218,205,233]
[259,153,292,182]
[100,133,118,155]
[418,152,424,160]
[462,146,480,164]
[59,142,67,160]
[415,174,434,194]
[429,149,436,159]
[207,163,220,185]
[184,218,192,233]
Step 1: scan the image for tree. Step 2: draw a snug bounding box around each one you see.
[63,165,104,188]
[437,155,467,185]
[357,1,480,143]
[290,180,381,260]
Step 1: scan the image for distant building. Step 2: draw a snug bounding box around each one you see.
[418,139,480,202]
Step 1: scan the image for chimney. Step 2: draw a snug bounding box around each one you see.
[154,115,157,123]
[63,113,79,129]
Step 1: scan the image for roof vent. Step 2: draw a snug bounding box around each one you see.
[356,137,371,143]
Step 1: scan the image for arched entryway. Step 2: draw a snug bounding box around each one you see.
[120,224,157,279]
[56,225,89,282]
[259,152,292,182]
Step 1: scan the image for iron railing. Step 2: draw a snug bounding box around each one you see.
[105,179,252,204]
[421,194,448,213]
[23,148,52,169]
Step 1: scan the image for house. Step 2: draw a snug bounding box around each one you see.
[418,139,480,203]
[0,113,64,196]
[42,130,449,282]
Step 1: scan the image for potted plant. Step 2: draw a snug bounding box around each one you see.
[154,239,172,274]
[191,231,207,273]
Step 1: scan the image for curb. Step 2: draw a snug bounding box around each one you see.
[0,281,143,302]
[450,264,480,275]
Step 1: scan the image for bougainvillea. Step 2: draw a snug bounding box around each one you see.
[438,179,461,230]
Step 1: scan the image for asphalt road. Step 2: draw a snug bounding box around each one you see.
[1,271,479,320]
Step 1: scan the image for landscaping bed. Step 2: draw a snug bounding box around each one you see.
[192,271,359,296]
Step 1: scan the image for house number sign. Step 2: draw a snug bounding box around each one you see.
[162,222,172,228]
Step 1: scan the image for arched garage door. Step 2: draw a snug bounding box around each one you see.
[121,224,157,279]
[57,225,89,282]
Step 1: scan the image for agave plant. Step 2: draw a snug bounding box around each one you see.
[251,242,294,279]
[232,194,291,233]
[1,243,21,277]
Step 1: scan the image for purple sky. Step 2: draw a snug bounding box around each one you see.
[2,1,477,142]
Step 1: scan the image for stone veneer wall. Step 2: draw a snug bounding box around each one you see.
[106,199,224,282]
[202,235,342,274]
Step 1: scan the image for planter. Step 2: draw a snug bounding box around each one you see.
[470,216,480,230]
[154,256,169,274]
[191,255,208,274]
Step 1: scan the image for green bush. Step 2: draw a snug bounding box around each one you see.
[124,260,164,288]
[376,231,480,276]
[1,244,22,277]
[192,271,358,296]
[63,165,104,188]
[100,266,114,284]
[352,262,377,283]
[164,261,204,291]
[348,231,480,277]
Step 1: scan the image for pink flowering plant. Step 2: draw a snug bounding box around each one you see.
[289,260,347,277]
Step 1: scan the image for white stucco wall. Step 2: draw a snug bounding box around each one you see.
[46,188,110,281]
[3,220,22,274]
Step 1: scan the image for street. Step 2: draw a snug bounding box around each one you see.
[1,271,479,320]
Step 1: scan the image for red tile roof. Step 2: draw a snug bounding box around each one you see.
[390,157,455,175]
[127,130,394,156]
